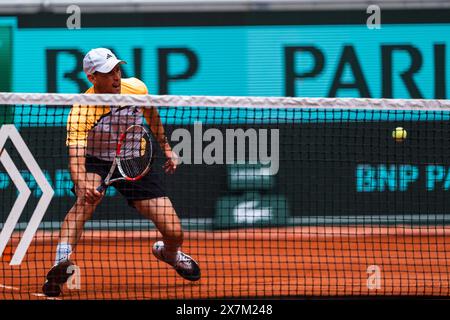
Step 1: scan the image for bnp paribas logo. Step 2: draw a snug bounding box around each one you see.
[0,125,54,265]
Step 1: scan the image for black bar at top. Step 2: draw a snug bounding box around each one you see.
[9,9,450,28]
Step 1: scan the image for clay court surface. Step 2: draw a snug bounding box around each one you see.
[1,226,450,299]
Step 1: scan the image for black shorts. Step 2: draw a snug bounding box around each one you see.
[71,156,167,206]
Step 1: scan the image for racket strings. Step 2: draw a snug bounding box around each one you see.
[119,129,151,178]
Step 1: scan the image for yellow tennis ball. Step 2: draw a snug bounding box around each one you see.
[392,127,407,142]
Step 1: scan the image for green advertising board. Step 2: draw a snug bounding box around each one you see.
[0,25,12,125]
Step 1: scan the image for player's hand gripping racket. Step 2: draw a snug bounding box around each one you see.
[97,124,152,193]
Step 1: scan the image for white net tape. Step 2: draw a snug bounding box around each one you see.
[0,92,450,111]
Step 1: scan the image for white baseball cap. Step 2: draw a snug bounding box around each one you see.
[83,48,126,75]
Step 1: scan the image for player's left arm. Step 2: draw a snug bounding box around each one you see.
[143,107,178,174]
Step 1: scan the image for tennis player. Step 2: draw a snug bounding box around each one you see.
[42,48,200,297]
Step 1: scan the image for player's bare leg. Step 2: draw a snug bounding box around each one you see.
[43,173,103,297]
[134,197,183,252]
[133,197,201,281]
[58,172,103,260]
[59,195,102,247]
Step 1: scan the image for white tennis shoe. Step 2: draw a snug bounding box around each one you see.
[152,241,201,281]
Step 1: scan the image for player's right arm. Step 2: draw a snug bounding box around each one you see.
[68,146,102,203]
[66,105,102,203]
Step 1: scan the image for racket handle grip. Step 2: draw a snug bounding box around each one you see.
[97,183,107,193]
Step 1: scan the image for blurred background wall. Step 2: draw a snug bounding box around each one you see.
[0,0,449,98]
[1,0,450,227]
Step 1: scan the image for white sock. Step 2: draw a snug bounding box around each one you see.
[162,244,179,265]
[55,243,72,265]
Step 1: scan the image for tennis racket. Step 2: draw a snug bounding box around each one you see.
[97,124,152,193]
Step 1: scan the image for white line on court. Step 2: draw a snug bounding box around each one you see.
[1,284,61,300]
[31,293,61,300]
[0,284,19,291]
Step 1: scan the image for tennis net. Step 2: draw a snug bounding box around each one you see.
[1,92,450,299]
